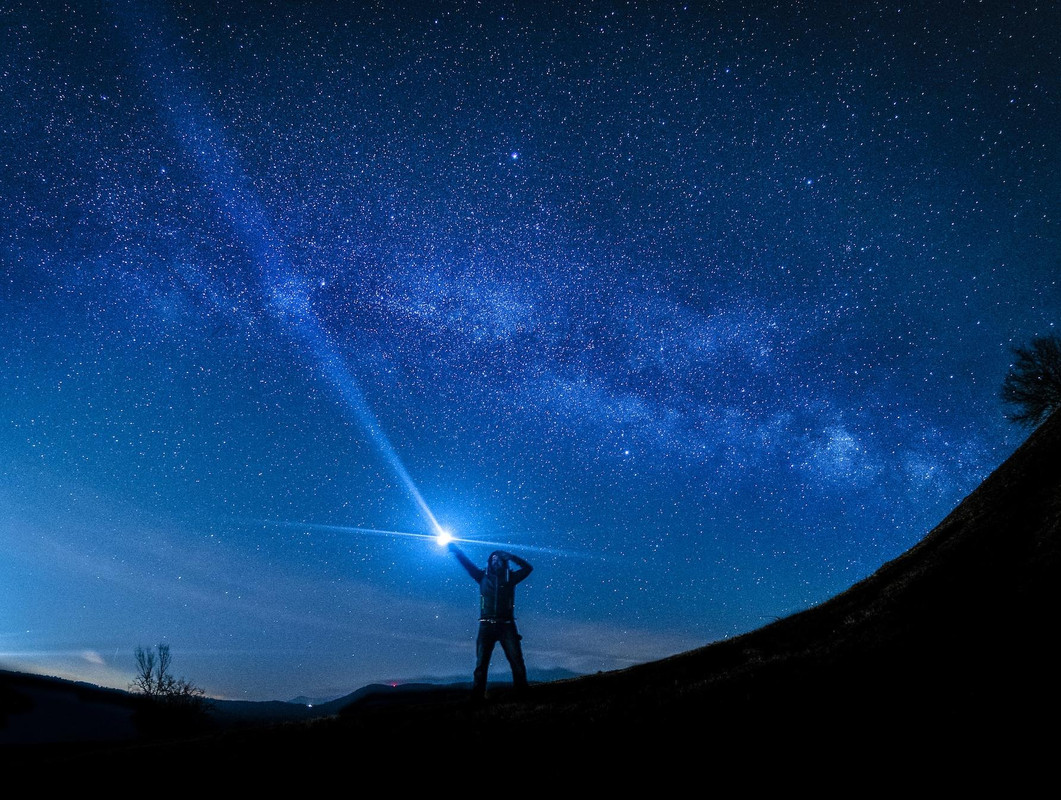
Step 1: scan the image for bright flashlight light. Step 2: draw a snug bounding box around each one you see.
[436,529,454,547]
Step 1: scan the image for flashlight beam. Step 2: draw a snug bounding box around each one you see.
[259,521,440,542]
[113,1,445,540]
[255,520,607,560]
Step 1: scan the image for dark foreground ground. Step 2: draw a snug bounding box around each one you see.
[4,411,1059,786]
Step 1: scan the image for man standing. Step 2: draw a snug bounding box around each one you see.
[449,543,533,701]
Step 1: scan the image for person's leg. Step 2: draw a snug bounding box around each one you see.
[472,623,497,700]
[499,624,528,691]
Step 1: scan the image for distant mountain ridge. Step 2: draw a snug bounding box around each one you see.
[1,665,585,743]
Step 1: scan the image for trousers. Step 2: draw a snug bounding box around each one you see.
[472,620,527,698]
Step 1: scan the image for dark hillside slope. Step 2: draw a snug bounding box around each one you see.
[517,407,1061,742]
[595,406,1061,709]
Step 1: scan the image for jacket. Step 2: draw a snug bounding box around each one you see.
[452,546,533,622]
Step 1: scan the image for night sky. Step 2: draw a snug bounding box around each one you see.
[2,1,1057,702]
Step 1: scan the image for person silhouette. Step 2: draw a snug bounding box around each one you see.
[449,543,533,701]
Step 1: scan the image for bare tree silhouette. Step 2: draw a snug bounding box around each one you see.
[1001,334,1061,427]
[131,643,207,711]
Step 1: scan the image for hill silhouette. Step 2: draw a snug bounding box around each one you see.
[5,410,1059,785]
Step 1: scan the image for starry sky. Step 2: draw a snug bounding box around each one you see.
[1,1,1057,702]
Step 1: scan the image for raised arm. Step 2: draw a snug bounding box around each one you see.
[503,552,533,584]
[449,542,484,582]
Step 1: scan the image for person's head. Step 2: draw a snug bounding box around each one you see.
[487,551,508,575]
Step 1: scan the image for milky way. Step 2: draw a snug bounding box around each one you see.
[1,1,1057,700]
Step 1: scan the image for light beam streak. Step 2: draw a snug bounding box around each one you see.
[257,520,605,561]
[112,0,443,537]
